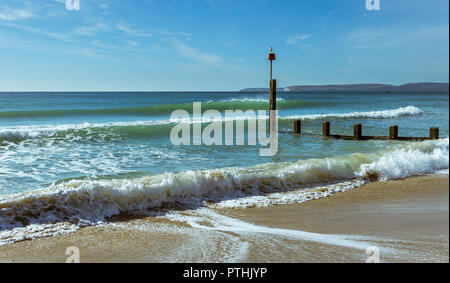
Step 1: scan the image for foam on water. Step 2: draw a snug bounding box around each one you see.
[164,208,381,251]
[285,106,423,120]
[215,97,287,103]
[107,220,251,262]
[358,139,449,180]
[0,138,447,246]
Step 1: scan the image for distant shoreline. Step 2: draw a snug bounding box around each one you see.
[240,82,449,93]
[1,82,448,93]
[1,90,449,94]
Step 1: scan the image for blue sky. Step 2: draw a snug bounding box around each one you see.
[0,0,448,91]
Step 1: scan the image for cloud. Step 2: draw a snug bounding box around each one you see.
[171,38,222,64]
[0,22,69,42]
[89,39,141,53]
[75,23,108,36]
[286,34,311,45]
[0,9,34,21]
[116,23,151,37]
[125,40,139,48]
[115,23,192,39]
[347,25,449,49]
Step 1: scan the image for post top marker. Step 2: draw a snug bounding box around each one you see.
[267,47,276,61]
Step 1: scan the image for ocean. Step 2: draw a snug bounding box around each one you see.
[0,91,448,245]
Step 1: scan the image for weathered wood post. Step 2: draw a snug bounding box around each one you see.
[354,124,362,140]
[322,121,330,137]
[389,125,399,140]
[294,120,301,134]
[270,79,277,112]
[269,79,277,133]
[268,48,277,133]
[430,127,440,140]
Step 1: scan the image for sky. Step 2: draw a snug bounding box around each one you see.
[0,0,448,91]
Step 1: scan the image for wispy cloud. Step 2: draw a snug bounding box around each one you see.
[125,40,139,48]
[0,22,69,42]
[286,34,311,45]
[116,23,152,37]
[0,8,34,21]
[171,38,222,64]
[347,25,449,49]
[75,23,108,36]
[89,39,142,53]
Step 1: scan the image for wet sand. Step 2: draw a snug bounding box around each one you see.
[0,176,448,263]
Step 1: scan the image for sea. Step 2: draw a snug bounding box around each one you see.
[0,91,448,245]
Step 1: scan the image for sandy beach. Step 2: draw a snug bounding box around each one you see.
[0,175,447,263]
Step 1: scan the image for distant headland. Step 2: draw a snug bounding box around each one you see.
[240,82,449,93]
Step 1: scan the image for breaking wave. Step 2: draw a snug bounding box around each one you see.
[0,106,425,144]
[0,138,447,245]
[285,106,423,120]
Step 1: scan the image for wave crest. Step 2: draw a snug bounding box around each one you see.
[1,106,425,143]
[0,138,447,245]
[285,106,423,120]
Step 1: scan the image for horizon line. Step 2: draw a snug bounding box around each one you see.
[1,82,449,93]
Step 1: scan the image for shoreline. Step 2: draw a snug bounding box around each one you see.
[0,175,448,263]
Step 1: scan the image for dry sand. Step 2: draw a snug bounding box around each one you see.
[0,176,448,263]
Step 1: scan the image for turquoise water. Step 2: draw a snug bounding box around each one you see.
[0,92,448,196]
[0,91,448,243]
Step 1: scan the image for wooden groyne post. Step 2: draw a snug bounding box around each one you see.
[269,79,277,132]
[268,48,277,132]
[322,121,330,137]
[293,120,301,134]
[430,127,440,140]
[299,122,441,141]
[354,124,362,140]
[270,79,277,112]
[390,125,399,140]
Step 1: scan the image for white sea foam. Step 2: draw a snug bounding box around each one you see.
[164,208,381,251]
[0,138,447,246]
[0,223,80,247]
[213,180,367,209]
[434,169,449,176]
[285,106,423,120]
[358,138,449,180]
[217,97,286,103]
[108,220,251,262]
[0,122,156,142]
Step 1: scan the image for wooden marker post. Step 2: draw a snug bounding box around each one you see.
[354,124,362,140]
[268,48,277,133]
[269,79,277,133]
[430,127,440,140]
[294,120,301,134]
[267,47,276,81]
[322,121,330,137]
[270,79,277,111]
[389,125,399,140]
